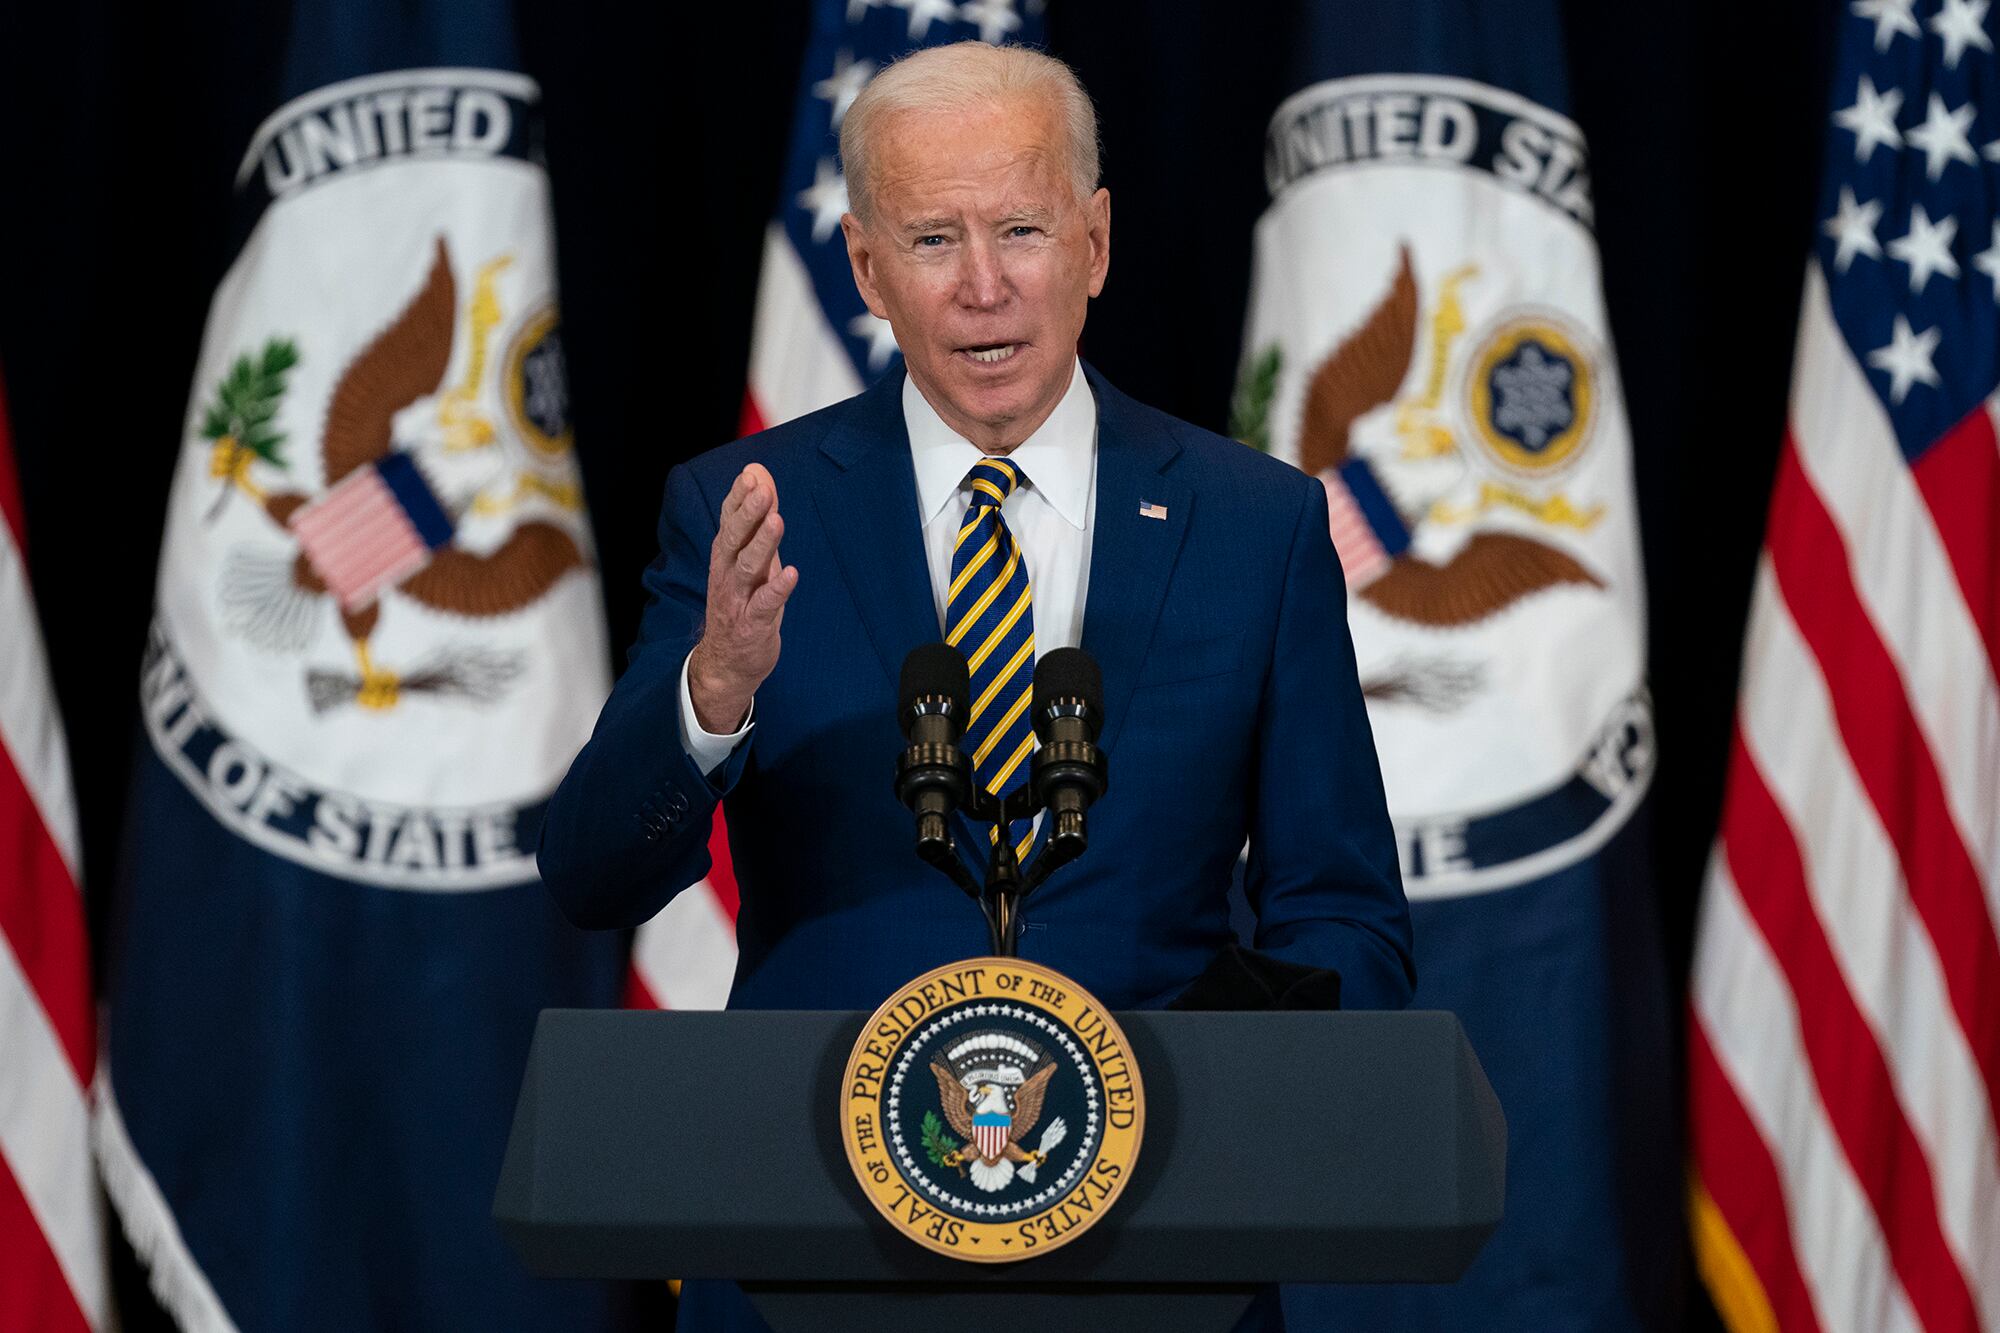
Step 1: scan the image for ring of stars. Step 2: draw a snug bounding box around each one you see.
[884,1000,1103,1218]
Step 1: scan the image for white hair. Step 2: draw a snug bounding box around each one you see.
[839,41,1101,224]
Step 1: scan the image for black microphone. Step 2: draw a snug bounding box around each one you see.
[895,644,973,858]
[1030,648,1107,855]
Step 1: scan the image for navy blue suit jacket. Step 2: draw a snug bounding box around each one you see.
[539,362,1413,1014]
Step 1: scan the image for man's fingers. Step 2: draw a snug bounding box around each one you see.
[734,508,784,582]
[735,464,776,524]
[745,565,799,622]
[716,474,773,566]
[718,467,748,523]
[706,466,789,677]
[716,465,759,537]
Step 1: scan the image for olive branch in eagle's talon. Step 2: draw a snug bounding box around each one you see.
[200,337,300,521]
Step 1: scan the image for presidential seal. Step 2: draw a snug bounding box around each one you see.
[841,958,1144,1262]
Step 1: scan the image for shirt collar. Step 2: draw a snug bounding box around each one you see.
[904,359,1096,531]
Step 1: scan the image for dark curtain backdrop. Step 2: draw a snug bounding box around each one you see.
[0,2,1835,1328]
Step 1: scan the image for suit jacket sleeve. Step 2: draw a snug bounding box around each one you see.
[1243,476,1416,1008]
[536,462,752,929]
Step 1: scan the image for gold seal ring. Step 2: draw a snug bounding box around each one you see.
[839,957,1145,1262]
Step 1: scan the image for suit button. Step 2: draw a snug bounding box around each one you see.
[637,811,664,841]
[665,789,689,819]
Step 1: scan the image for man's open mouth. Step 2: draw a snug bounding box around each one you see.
[961,343,1021,364]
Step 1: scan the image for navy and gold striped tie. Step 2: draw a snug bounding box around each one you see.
[946,457,1037,864]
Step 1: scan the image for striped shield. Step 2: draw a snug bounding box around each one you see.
[290,452,453,611]
[972,1114,1010,1163]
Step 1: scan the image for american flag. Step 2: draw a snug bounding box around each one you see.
[627,0,1046,1014]
[290,453,452,611]
[0,371,109,1330]
[1319,462,1406,589]
[1689,2,2000,1328]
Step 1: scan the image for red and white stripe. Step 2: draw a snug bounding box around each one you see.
[1320,471,1392,588]
[1690,267,2000,1329]
[627,222,860,1011]
[626,812,739,1011]
[0,377,110,1331]
[741,222,864,433]
[290,465,433,611]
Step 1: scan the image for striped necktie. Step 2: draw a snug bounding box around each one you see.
[945,457,1037,864]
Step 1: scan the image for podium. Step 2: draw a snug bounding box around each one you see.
[495,1008,1504,1332]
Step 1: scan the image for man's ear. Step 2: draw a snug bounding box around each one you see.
[842,213,890,319]
[1085,187,1111,299]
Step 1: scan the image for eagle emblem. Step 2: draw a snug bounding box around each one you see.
[843,960,1143,1261]
[204,237,587,712]
[926,1030,1070,1193]
[1299,243,1604,634]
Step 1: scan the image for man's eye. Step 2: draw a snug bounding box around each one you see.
[1009,226,1038,238]
[918,235,946,247]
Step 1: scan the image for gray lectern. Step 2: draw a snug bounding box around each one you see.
[494,1008,1504,1332]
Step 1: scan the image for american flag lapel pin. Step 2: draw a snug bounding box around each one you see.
[1138,499,1168,520]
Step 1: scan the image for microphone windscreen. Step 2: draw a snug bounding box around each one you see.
[1033,647,1103,720]
[899,642,971,730]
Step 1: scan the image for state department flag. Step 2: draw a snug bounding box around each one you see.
[1233,0,1674,1325]
[95,3,633,1328]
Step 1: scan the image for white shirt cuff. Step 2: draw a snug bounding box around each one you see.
[678,654,754,778]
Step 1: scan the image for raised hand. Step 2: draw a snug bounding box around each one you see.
[686,463,798,733]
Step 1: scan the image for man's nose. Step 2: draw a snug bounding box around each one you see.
[956,238,1008,310]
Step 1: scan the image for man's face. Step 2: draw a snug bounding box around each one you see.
[842,94,1110,453]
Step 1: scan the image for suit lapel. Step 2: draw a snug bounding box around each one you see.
[1079,363,1190,758]
[812,369,940,692]
[812,373,997,886]
[813,362,1188,875]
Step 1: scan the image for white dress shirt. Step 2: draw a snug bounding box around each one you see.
[679,359,1099,774]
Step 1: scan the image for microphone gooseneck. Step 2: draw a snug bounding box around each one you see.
[896,642,1111,955]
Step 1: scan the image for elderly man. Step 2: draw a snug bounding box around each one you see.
[539,40,1412,1332]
